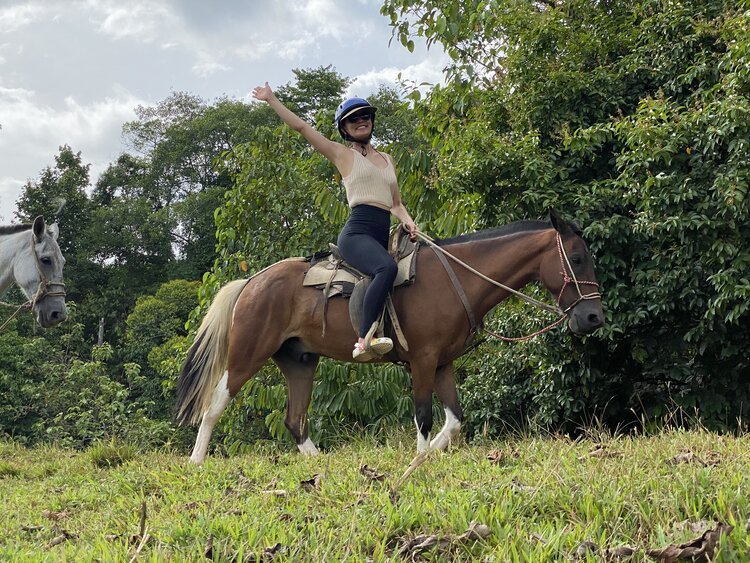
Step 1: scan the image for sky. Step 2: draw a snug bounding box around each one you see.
[0,0,449,222]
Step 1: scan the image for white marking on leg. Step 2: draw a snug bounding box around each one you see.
[190,371,230,464]
[415,416,430,453]
[297,438,319,456]
[430,408,461,451]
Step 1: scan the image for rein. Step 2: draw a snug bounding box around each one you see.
[0,231,66,331]
[415,229,600,342]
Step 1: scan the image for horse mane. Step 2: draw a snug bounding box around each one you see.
[0,224,32,236]
[436,220,550,246]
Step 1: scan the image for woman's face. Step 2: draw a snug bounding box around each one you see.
[343,111,373,141]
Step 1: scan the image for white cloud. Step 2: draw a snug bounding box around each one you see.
[82,0,174,42]
[0,2,47,33]
[0,85,146,218]
[234,40,276,61]
[0,177,24,222]
[293,0,349,41]
[192,55,231,78]
[348,50,450,96]
[292,0,376,44]
[276,34,319,60]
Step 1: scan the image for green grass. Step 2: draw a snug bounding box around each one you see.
[0,429,748,561]
[87,440,137,469]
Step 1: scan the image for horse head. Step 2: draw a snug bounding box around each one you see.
[539,209,604,335]
[14,216,67,328]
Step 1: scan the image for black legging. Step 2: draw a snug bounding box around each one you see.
[337,204,398,338]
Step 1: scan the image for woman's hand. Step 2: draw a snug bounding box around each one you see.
[403,220,419,241]
[252,82,274,102]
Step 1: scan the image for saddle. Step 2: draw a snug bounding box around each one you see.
[302,226,418,351]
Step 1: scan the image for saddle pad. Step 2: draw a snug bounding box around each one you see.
[302,259,360,287]
[302,250,417,293]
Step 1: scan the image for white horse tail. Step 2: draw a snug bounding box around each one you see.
[175,279,247,425]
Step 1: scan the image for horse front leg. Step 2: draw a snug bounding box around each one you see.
[410,356,438,452]
[430,362,463,451]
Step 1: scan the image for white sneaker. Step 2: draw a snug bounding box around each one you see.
[352,342,375,362]
[352,337,393,361]
[368,337,393,356]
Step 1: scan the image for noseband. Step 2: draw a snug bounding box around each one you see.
[555,233,601,314]
[29,232,66,311]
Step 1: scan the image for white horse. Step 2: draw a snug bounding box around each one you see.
[0,216,67,328]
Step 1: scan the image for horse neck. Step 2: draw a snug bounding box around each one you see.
[0,230,28,294]
[443,229,553,320]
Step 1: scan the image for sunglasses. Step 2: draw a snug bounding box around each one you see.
[347,113,372,124]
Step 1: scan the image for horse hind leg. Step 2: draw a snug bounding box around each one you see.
[429,362,464,451]
[190,351,273,464]
[272,338,320,455]
[190,371,231,464]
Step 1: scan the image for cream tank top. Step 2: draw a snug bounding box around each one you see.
[342,150,398,210]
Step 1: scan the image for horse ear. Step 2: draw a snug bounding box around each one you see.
[548,208,562,230]
[548,208,583,237]
[32,216,46,241]
[48,223,60,240]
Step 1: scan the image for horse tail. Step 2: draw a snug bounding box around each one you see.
[175,279,247,425]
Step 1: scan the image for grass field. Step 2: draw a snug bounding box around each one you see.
[1,428,748,561]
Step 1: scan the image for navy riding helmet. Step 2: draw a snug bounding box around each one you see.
[334,97,377,141]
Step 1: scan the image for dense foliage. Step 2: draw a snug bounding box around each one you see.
[382,0,750,431]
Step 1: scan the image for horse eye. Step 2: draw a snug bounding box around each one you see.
[571,255,582,265]
[41,257,52,266]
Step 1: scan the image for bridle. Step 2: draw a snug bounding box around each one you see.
[29,231,67,309]
[555,232,601,314]
[0,231,66,331]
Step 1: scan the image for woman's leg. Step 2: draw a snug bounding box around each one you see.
[337,232,398,337]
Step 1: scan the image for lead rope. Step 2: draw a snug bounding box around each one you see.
[0,301,32,332]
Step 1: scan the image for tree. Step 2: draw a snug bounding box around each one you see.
[73,95,265,345]
[15,145,91,256]
[121,93,272,278]
[15,145,94,311]
[124,279,200,415]
[274,65,351,122]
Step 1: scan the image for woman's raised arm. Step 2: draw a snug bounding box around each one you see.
[252,82,348,168]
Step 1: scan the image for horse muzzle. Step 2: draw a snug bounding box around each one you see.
[567,301,604,335]
[36,301,68,328]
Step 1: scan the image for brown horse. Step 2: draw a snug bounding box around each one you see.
[176,210,604,463]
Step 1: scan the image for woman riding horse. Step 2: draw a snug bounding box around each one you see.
[252,83,418,361]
